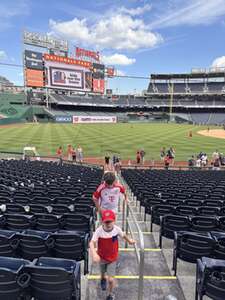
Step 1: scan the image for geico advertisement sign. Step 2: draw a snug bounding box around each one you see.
[73,116,117,123]
[55,116,72,123]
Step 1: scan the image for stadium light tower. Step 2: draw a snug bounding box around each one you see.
[169,82,174,122]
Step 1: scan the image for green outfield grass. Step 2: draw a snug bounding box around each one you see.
[0,123,223,160]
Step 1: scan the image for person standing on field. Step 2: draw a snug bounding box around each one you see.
[56,146,63,158]
[56,146,63,165]
[167,147,175,166]
[160,147,166,161]
[140,149,145,164]
[136,151,141,164]
[76,145,83,163]
[104,154,111,171]
[72,147,76,161]
[67,145,73,161]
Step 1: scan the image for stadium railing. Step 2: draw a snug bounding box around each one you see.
[2,151,225,171]
[120,177,145,300]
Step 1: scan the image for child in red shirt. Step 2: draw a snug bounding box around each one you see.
[90,210,135,300]
[56,146,63,157]
[136,151,141,164]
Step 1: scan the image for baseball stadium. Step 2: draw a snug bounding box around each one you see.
[1,1,225,300]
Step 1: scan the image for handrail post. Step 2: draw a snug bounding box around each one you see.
[119,175,145,300]
[138,233,145,300]
[125,202,129,248]
[122,199,125,231]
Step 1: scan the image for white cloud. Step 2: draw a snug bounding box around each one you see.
[120,4,152,16]
[0,0,29,30]
[150,0,225,29]
[116,70,126,76]
[102,54,136,65]
[49,13,163,51]
[211,56,225,68]
[0,0,29,18]
[0,50,7,60]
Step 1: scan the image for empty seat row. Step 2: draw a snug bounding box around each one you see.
[150,204,225,231]
[0,229,89,274]
[0,160,102,201]
[143,198,225,213]
[0,256,81,300]
[0,213,93,234]
[0,195,95,205]
[0,203,96,218]
[172,231,225,276]
[159,214,225,247]
[122,170,225,207]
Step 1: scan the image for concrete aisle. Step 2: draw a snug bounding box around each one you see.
[85,200,186,300]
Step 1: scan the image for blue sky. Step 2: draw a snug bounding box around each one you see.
[1,0,225,93]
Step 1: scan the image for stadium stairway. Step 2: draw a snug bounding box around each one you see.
[84,178,186,300]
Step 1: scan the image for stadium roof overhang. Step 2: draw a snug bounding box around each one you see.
[151,72,225,80]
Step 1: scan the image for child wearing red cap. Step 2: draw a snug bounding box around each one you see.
[90,210,135,300]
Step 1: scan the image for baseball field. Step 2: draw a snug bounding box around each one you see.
[0,123,223,161]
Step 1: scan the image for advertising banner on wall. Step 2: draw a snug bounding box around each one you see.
[55,115,73,123]
[75,47,100,62]
[106,67,115,77]
[24,50,43,70]
[73,116,117,123]
[25,69,44,87]
[92,78,105,94]
[44,53,92,69]
[45,61,92,91]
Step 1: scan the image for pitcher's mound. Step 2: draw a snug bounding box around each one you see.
[198,129,225,139]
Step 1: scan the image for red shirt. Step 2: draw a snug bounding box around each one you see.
[93,182,125,212]
[91,225,124,262]
[57,148,62,156]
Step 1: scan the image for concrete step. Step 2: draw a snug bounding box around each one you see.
[87,187,186,300]
[86,277,185,300]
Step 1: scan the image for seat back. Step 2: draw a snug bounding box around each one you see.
[5,214,34,231]
[24,257,80,300]
[0,230,19,257]
[6,204,26,214]
[197,257,225,300]
[211,232,225,260]
[0,257,30,300]
[34,214,61,232]
[52,231,85,261]
[175,205,198,216]
[176,232,215,263]
[197,206,220,216]
[18,230,54,260]
[29,204,49,214]
[190,216,218,232]
[151,205,175,225]
[62,214,91,233]
[161,215,190,239]
[51,204,71,215]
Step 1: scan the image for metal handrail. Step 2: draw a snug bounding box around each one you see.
[121,197,145,300]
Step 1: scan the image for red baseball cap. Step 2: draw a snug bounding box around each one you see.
[101,210,116,222]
